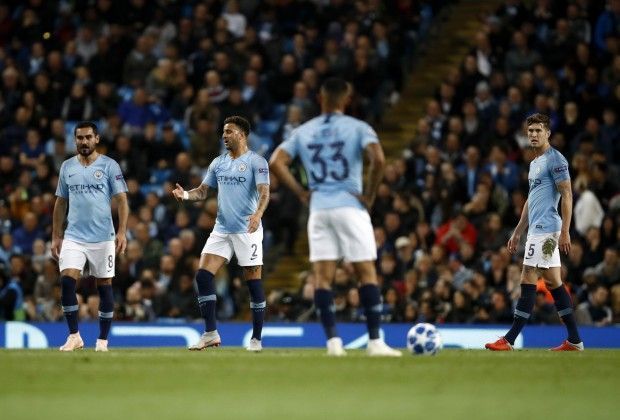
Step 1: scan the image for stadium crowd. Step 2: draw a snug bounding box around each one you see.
[0,0,439,322]
[0,0,619,328]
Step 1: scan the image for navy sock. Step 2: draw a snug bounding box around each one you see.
[97,284,114,340]
[359,284,382,340]
[195,269,217,332]
[247,279,265,340]
[60,276,79,334]
[314,289,337,339]
[550,285,581,344]
[505,284,537,345]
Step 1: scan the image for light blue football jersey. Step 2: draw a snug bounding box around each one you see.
[56,155,128,243]
[527,147,570,235]
[277,112,379,210]
[203,151,270,233]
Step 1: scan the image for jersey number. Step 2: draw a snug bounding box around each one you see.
[307,142,349,183]
[250,244,258,260]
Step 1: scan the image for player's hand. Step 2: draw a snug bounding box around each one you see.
[297,190,310,206]
[116,232,127,255]
[172,183,185,202]
[51,237,63,260]
[247,213,261,233]
[355,193,375,210]
[558,230,571,255]
[507,233,520,254]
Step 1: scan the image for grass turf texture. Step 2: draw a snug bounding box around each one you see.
[1,348,618,420]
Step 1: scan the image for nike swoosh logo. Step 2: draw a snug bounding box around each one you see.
[68,173,77,178]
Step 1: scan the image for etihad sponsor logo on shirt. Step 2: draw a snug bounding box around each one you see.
[528,178,542,190]
[217,175,246,185]
[68,184,105,193]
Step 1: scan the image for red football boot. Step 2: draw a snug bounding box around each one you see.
[549,340,584,351]
[485,337,514,351]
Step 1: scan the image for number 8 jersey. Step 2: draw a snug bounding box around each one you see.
[277,112,379,211]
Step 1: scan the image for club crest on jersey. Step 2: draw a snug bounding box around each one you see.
[238,163,247,172]
[94,170,104,180]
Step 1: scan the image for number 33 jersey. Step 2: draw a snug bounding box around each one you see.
[277,112,379,211]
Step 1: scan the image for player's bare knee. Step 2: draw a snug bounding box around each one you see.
[352,261,377,284]
[243,265,262,279]
[60,269,80,281]
[521,266,539,284]
[96,278,113,286]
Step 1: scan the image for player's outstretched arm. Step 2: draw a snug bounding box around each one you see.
[507,198,529,254]
[51,197,68,259]
[115,192,129,255]
[557,180,573,254]
[173,183,210,202]
[248,183,270,233]
[361,143,385,209]
[269,148,309,205]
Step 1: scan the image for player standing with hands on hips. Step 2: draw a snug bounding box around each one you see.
[52,121,129,352]
[486,113,583,351]
[270,78,401,356]
[173,116,270,352]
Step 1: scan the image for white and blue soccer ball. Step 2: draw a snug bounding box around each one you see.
[406,323,443,356]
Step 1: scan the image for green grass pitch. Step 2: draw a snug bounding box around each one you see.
[1,348,619,420]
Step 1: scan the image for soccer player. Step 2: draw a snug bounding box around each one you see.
[485,113,584,351]
[173,116,269,352]
[269,78,402,357]
[52,121,129,352]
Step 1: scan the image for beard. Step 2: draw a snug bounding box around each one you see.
[78,145,94,156]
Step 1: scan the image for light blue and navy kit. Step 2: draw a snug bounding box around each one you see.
[202,151,270,233]
[277,112,379,211]
[526,147,570,236]
[56,155,128,243]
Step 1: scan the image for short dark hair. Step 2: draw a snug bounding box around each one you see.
[320,77,351,106]
[74,121,99,136]
[223,116,250,137]
[526,113,551,131]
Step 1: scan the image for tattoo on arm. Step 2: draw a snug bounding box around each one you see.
[256,184,270,216]
[187,184,209,201]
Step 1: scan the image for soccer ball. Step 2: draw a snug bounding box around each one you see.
[406,323,443,356]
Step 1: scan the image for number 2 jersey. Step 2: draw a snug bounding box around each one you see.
[277,112,379,211]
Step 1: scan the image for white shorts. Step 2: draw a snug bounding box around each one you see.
[202,227,263,266]
[523,232,561,269]
[59,239,116,278]
[308,207,377,262]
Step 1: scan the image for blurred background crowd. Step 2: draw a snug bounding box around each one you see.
[0,0,618,327]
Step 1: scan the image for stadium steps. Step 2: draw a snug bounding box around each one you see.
[378,0,503,160]
[263,0,503,295]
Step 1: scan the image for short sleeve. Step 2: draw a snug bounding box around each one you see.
[360,122,379,149]
[253,155,270,186]
[549,150,570,184]
[203,157,218,188]
[109,160,128,196]
[277,129,299,158]
[55,162,68,199]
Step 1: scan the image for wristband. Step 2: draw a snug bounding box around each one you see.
[183,191,189,200]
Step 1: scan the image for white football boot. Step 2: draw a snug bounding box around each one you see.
[59,332,84,351]
[188,331,221,350]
